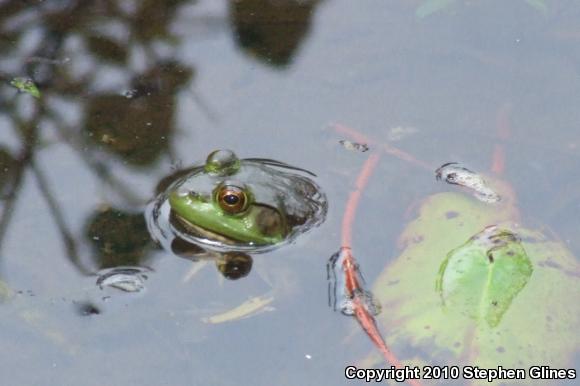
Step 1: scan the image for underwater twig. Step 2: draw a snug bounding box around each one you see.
[0,101,42,254]
[0,147,31,253]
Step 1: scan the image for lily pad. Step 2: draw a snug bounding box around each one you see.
[367,176,580,374]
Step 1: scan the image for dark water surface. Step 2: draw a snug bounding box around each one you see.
[0,1,579,385]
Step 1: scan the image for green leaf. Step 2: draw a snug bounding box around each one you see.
[10,77,40,98]
[368,177,580,370]
[416,0,457,19]
[436,227,533,328]
[524,0,547,13]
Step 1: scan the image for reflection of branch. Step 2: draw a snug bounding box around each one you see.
[189,87,219,124]
[0,99,39,255]
[0,148,31,252]
[29,159,92,275]
[46,111,145,205]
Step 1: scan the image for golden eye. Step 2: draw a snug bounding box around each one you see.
[216,185,248,214]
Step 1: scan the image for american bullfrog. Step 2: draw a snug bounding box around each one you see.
[147,149,327,272]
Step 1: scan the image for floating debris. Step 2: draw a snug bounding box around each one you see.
[385,126,417,142]
[96,267,150,293]
[10,77,40,98]
[75,301,101,316]
[202,295,275,324]
[327,247,381,316]
[122,89,138,98]
[435,162,501,203]
[339,140,369,153]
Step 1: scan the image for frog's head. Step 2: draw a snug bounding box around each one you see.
[167,150,326,251]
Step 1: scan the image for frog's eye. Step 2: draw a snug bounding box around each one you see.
[216,184,248,214]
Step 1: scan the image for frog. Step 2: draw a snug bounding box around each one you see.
[147,148,327,274]
[149,149,326,253]
[146,149,327,321]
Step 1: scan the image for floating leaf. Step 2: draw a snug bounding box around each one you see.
[367,176,580,371]
[436,226,533,328]
[416,0,457,19]
[9,77,40,98]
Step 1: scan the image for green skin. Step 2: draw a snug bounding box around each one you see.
[168,191,286,245]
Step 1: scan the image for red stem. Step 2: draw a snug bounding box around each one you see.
[341,153,381,247]
[491,104,511,175]
[339,151,422,386]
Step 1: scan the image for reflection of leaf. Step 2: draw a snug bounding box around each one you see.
[9,77,40,98]
[368,177,580,371]
[87,35,127,64]
[525,0,547,13]
[84,62,192,166]
[85,207,152,268]
[133,60,194,94]
[84,94,172,165]
[133,0,188,41]
[230,0,320,67]
[416,0,456,19]
[436,227,533,328]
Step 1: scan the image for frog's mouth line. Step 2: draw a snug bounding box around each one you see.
[169,210,240,245]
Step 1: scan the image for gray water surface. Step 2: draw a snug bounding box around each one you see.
[0,1,578,385]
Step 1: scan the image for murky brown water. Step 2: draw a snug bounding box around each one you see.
[0,1,579,385]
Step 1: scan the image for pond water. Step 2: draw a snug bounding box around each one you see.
[0,1,579,385]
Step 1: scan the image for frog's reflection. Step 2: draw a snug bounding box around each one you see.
[170,234,253,280]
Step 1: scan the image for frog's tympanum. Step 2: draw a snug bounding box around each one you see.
[147,150,327,265]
